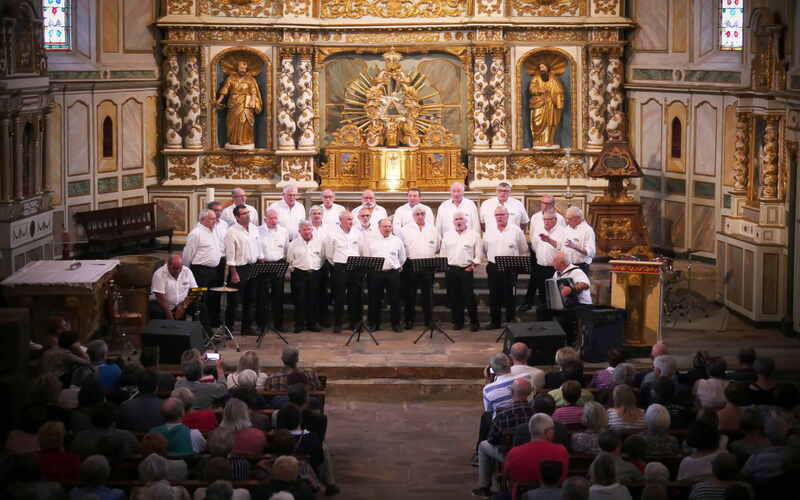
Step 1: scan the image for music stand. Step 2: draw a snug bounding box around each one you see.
[252,260,290,347]
[495,256,533,342]
[410,257,453,344]
[344,256,384,346]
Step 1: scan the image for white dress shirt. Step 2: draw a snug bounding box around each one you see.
[530,210,566,235]
[363,234,407,270]
[327,226,362,264]
[392,203,435,235]
[321,203,347,228]
[258,224,289,262]
[480,197,530,233]
[212,222,228,256]
[268,200,306,240]
[287,236,324,271]
[553,265,592,305]
[221,203,259,227]
[224,223,261,266]
[150,265,198,310]
[400,223,441,259]
[440,229,483,267]
[183,224,223,268]
[563,221,597,265]
[351,204,388,227]
[531,225,566,267]
[483,225,530,264]
[436,197,480,236]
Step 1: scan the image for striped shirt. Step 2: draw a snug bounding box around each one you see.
[552,405,584,426]
[607,408,646,433]
[483,373,516,417]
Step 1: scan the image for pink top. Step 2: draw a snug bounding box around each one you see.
[553,405,585,426]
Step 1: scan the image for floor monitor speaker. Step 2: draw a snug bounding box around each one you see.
[502,321,566,366]
[141,320,204,364]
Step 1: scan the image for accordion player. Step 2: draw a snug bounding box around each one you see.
[545,277,577,310]
[548,252,593,345]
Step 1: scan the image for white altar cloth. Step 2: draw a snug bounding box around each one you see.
[1,260,120,289]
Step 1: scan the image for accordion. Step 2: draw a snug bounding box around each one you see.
[545,277,576,311]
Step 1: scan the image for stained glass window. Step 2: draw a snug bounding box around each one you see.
[720,0,744,51]
[43,0,70,51]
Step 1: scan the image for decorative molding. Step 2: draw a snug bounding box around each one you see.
[197,0,280,17]
[166,0,194,15]
[592,0,618,16]
[512,0,580,17]
[122,173,144,191]
[67,180,90,198]
[202,155,278,180]
[508,155,586,179]
[507,30,587,42]
[167,156,199,180]
[319,0,467,18]
[476,0,503,15]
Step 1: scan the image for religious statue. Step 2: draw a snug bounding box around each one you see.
[527,59,566,148]
[214,55,263,150]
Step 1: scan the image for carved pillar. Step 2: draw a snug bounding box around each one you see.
[472,47,490,149]
[33,115,42,193]
[732,112,751,194]
[0,117,11,200]
[759,116,780,200]
[587,47,606,149]
[488,47,508,150]
[295,49,315,150]
[277,49,297,150]
[605,46,625,142]
[14,117,23,199]
[163,51,183,148]
[181,51,203,149]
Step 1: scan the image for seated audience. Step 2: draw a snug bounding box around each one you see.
[219,398,267,457]
[204,428,250,481]
[175,358,227,410]
[504,414,569,499]
[139,433,189,481]
[87,339,121,393]
[40,331,90,385]
[644,462,670,484]
[172,386,218,433]
[37,420,80,482]
[717,382,751,434]
[677,420,722,483]
[28,373,71,424]
[651,377,694,429]
[607,385,645,433]
[552,380,586,426]
[562,476,590,500]
[689,452,746,500]
[58,364,96,410]
[635,404,680,459]
[748,357,777,405]
[276,403,338,495]
[68,455,125,500]
[284,383,326,439]
[118,370,166,432]
[548,360,593,408]
[5,453,64,500]
[694,357,730,410]
[508,342,545,390]
[588,431,643,484]
[640,355,684,408]
[483,353,515,418]
[544,347,580,389]
[69,378,105,433]
[252,455,315,500]
[634,343,670,388]
[140,346,176,394]
[622,434,647,473]
[770,383,800,430]
[131,453,191,500]
[151,397,207,456]
[194,461,251,500]
[264,345,324,391]
[228,369,268,410]
[70,403,138,459]
[522,460,564,500]
[226,350,268,391]
[729,408,771,466]
[513,393,570,448]
[590,348,627,390]
[613,363,637,388]
[4,404,47,455]
[741,415,790,484]
[571,401,608,455]
[588,453,633,500]
[683,351,711,389]
[728,348,757,385]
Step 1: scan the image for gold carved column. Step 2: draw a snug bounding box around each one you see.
[609,260,663,347]
[759,116,780,201]
[587,46,606,151]
[605,45,625,142]
[731,112,751,194]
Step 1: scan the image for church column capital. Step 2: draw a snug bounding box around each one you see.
[473,46,490,58]
[296,46,314,60]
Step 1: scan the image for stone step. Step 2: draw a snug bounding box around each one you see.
[326,378,484,401]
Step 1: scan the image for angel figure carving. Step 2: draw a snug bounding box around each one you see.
[215,56,263,150]
[527,55,567,148]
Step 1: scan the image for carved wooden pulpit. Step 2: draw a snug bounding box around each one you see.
[609,260,663,347]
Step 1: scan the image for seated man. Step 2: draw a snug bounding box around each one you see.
[150,397,207,457]
[86,339,121,393]
[588,431,644,485]
[549,251,591,344]
[263,345,324,392]
[149,253,198,320]
[504,414,569,498]
[174,358,227,410]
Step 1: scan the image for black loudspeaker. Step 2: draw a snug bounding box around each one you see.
[502,321,566,366]
[141,320,204,364]
[576,306,626,363]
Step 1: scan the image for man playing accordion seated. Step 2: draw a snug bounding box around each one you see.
[548,252,592,345]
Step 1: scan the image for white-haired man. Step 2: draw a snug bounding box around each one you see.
[149,254,198,321]
[351,189,388,228]
[224,204,262,334]
[563,206,596,276]
[483,205,529,329]
[479,182,529,234]
[528,209,565,314]
[440,211,482,331]
[221,188,259,226]
[258,209,289,332]
[268,185,306,240]
[436,181,479,236]
[551,251,591,344]
[309,205,333,328]
[504,413,569,489]
[183,210,223,326]
[522,195,565,313]
[361,218,407,332]
[287,220,324,333]
[320,189,346,228]
[392,188,435,235]
[327,211,363,332]
[399,205,440,329]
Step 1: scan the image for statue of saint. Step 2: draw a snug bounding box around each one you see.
[215,59,262,150]
[528,63,565,148]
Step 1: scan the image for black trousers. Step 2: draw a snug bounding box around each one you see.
[332,263,362,328]
[317,262,333,327]
[368,269,402,327]
[228,264,258,331]
[257,259,286,329]
[190,263,221,327]
[445,265,478,327]
[403,263,434,325]
[487,262,516,324]
[524,254,539,305]
[291,269,321,329]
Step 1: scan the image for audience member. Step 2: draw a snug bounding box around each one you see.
[689,452,745,500]
[58,364,96,410]
[264,346,323,391]
[741,414,789,484]
[612,363,637,388]
[219,398,266,457]
[5,453,64,500]
[87,339,122,393]
[570,401,607,454]
[140,347,176,394]
[694,357,730,410]
[522,460,563,500]
[622,434,647,473]
[749,357,777,405]
[151,397,207,456]
[590,348,627,390]
[118,370,165,432]
[504,414,569,500]
[226,351,268,391]
[728,348,757,385]
[677,420,722,483]
[552,380,585,426]
[607,385,645,433]
[483,353,515,417]
[634,343,670,388]
[644,462,670,484]
[513,393,570,448]
[252,455,315,500]
[718,382,751,434]
[640,355,681,408]
[544,347,580,389]
[132,452,191,500]
[4,404,47,455]
[228,369,268,410]
[194,462,251,500]
[40,331,90,385]
[508,342,545,390]
[635,404,680,459]
[28,373,71,423]
[588,453,633,500]
[562,476,590,500]
[172,386,219,433]
[37,420,81,482]
[68,455,125,500]
[549,360,593,408]
[651,377,694,429]
[70,403,138,459]
[729,408,770,466]
[175,358,227,410]
[139,433,189,481]
[588,431,643,484]
[276,403,337,494]
[683,351,711,388]
[70,378,106,433]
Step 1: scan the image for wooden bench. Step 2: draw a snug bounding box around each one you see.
[75,202,173,257]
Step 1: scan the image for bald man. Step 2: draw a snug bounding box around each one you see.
[221,188,260,226]
[149,254,198,320]
[351,189,388,228]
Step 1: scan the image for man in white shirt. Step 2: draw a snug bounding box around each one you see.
[440,212,482,331]
[309,205,332,328]
[508,342,546,391]
[320,189,346,228]
[287,220,325,333]
[552,252,592,344]
[363,218,407,332]
[183,209,224,327]
[149,254,198,320]
[522,195,565,313]
[563,206,596,276]
[328,211,363,332]
[268,184,306,241]
[399,205,441,329]
[479,182,529,234]
[224,205,262,335]
[351,189,388,228]
[392,188,435,235]
[258,209,290,333]
[436,182,480,236]
[220,188,259,226]
[530,210,566,319]
[354,207,378,242]
[483,206,530,329]
[206,201,228,251]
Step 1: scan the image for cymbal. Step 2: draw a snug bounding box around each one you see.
[210,286,239,293]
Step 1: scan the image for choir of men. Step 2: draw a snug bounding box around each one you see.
[163,184,596,335]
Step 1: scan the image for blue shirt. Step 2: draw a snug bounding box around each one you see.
[483,373,516,417]
[96,362,122,392]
